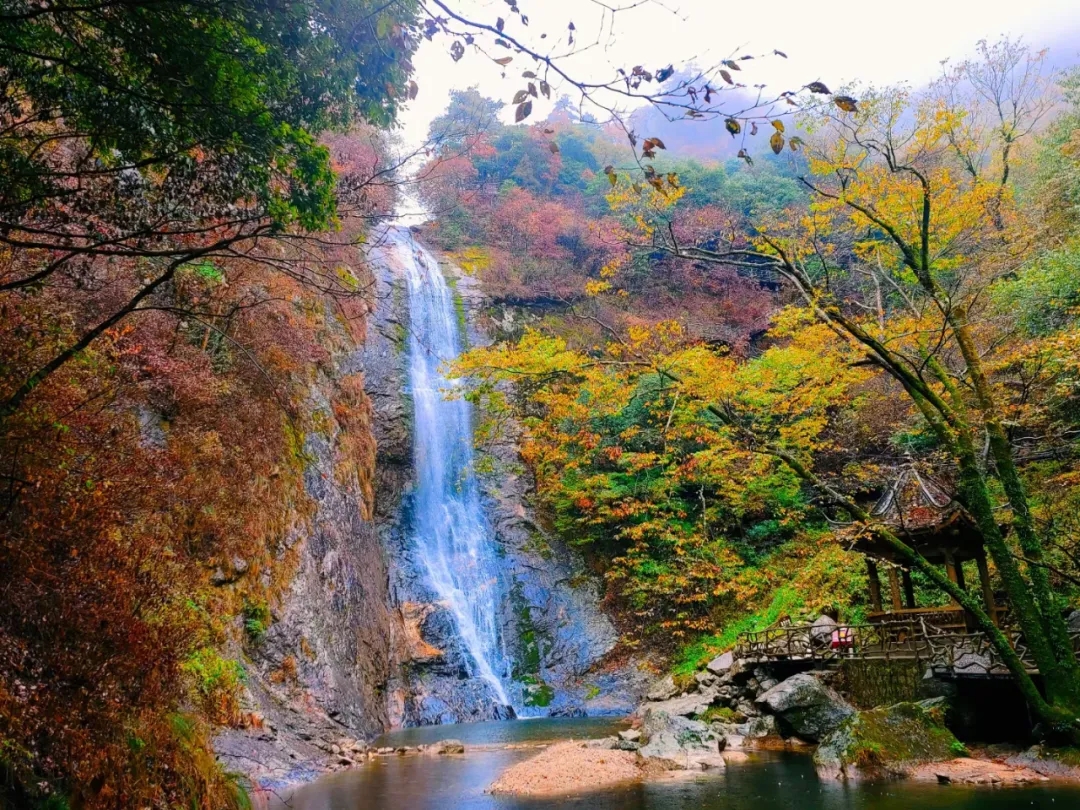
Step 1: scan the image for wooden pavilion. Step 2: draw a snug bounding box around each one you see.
[854,467,1002,631]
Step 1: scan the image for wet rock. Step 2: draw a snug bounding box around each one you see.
[431,739,465,755]
[814,700,960,780]
[756,673,854,742]
[639,708,726,771]
[1006,744,1080,780]
[706,651,735,676]
[583,737,619,750]
[547,705,587,718]
[745,714,779,738]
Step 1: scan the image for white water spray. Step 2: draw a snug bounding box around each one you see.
[391,226,511,709]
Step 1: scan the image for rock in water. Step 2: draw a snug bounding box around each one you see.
[430,739,465,755]
[755,673,854,742]
[814,700,960,779]
[548,705,587,718]
[638,708,726,771]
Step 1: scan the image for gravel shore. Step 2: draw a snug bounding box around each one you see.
[487,742,643,796]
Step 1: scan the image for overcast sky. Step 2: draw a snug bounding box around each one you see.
[396,0,1080,147]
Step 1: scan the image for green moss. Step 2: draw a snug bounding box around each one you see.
[672,585,805,677]
[242,599,271,644]
[183,648,245,702]
[584,684,601,701]
[816,701,960,775]
[283,421,312,467]
[310,408,333,438]
[522,530,554,560]
[700,705,737,723]
[522,677,555,708]
[509,585,555,707]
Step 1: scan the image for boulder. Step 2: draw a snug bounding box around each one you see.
[618,729,642,742]
[583,737,619,749]
[810,615,838,645]
[706,651,735,676]
[735,699,759,718]
[643,688,716,718]
[646,674,679,702]
[429,739,465,755]
[695,671,718,688]
[638,708,726,771]
[756,677,779,694]
[814,700,961,780]
[745,714,779,739]
[756,673,855,742]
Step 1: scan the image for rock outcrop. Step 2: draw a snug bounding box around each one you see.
[638,708,726,770]
[365,232,641,724]
[756,672,855,742]
[814,699,960,779]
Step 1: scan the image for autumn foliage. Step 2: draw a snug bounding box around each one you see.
[0,131,389,808]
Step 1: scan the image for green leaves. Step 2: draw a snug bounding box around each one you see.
[0,0,422,231]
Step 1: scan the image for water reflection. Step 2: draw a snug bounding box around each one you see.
[267,750,1079,810]
[373,717,629,749]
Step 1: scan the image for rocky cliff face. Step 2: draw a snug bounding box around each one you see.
[217,229,642,786]
[364,231,643,724]
[215,314,410,786]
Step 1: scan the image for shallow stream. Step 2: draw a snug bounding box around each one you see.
[268,719,1080,810]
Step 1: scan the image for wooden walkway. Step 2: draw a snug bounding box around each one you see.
[735,619,1080,679]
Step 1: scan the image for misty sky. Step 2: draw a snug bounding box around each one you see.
[396,0,1080,147]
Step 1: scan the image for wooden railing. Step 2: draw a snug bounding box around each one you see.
[735,619,1080,678]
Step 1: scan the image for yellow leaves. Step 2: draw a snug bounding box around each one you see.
[449,246,491,276]
[584,279,612,296]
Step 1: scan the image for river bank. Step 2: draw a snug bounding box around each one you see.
[257,722,1080,810]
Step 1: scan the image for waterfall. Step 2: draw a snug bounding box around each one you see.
[392,227,512,710]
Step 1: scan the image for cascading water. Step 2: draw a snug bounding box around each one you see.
[392,227,512,711]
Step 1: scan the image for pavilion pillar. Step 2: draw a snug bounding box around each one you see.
[866,559,883,613]
[975,551,998,626]
[887,566,903,611]
[943,550,961,605]
[901,569,916,609]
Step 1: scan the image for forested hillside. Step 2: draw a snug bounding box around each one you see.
[3,1,1080,806]
[431,42,1080,726]
[0,3,420,807]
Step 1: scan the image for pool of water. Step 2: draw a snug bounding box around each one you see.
[372,717,629,748]
[267,720,1080,810]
